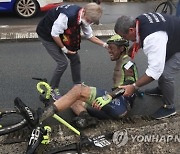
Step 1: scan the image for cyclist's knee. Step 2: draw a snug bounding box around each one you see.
[72,84,90,100]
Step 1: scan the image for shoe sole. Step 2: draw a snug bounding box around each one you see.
[155,112,177,120]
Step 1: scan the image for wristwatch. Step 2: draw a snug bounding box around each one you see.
[132,83,139,90]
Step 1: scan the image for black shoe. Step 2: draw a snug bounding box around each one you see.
[72,111,98,129]
[14,97,39,127]
[144,87,162,97]
[151,106,176,120]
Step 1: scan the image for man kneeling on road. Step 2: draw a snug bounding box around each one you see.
[14,35,139,128]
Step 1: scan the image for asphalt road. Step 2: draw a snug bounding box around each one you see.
[0,0,179,122]
[1,39,180,122]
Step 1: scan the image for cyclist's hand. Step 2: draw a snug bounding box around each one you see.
[92,94,112,110]
[67,50,77,54]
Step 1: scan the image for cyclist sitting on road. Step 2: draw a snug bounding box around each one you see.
[14,35,139,128]
[70,34,139,129]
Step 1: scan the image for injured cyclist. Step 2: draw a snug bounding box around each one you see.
[14,34,139,128]
[70,34,139,128]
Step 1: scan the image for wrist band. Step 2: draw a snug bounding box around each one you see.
[61,46,68,53]
[132,83,139,90]
[103,42,108,48]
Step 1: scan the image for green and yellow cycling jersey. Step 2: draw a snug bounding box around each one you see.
[113,55,138,88]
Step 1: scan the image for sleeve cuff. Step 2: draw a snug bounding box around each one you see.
[145,69,161,80]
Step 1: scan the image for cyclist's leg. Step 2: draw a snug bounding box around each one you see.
[15,84,92,127]
[87,106,111,120]
[70,87,99,129]
[71,106,98,129]
[53,84,91,110]
[38,84,92,124]
[85,88,112,119]
[70,87,111,128]
[71,100,87,116]
[71,86,110,118]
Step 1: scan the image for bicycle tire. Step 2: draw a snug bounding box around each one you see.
[0,110,27,136]
[47,132,113,154]
[47,143,80,154]
[155,1,173,15]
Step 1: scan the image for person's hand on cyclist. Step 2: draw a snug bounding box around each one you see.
[118,85,135,97]
[92,94,112,110]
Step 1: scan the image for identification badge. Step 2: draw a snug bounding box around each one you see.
[124,61,134,70]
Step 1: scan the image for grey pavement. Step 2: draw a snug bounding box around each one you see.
[0,1,162,41]
[0,23,115,41]
[1,1,180,153]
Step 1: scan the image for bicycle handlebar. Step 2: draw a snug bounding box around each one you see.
[36,81,51,100]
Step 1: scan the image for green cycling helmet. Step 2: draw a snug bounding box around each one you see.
[107,34,129,47]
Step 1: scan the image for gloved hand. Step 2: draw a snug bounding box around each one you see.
[92,94,112,110]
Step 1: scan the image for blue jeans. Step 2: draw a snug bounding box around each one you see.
[176,0,180,17]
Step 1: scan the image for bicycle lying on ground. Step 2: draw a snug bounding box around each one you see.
[0,75,143,137]
[0,78,117,154]
[0,78,79,136]
[26,77,120,154]
[154,0,177,15]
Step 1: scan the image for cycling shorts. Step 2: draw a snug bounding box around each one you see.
[86,87,130,119]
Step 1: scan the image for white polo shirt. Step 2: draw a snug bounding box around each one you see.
[143,31,168,80]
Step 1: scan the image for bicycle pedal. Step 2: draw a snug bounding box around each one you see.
[41,126,52,144]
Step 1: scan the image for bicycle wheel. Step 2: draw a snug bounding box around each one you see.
[0,110,27,135]
[47,143,80,154]
[47,132,113,154]
[155,2,173,15]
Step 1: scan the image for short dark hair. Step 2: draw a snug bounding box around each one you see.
[114,15,136,34]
